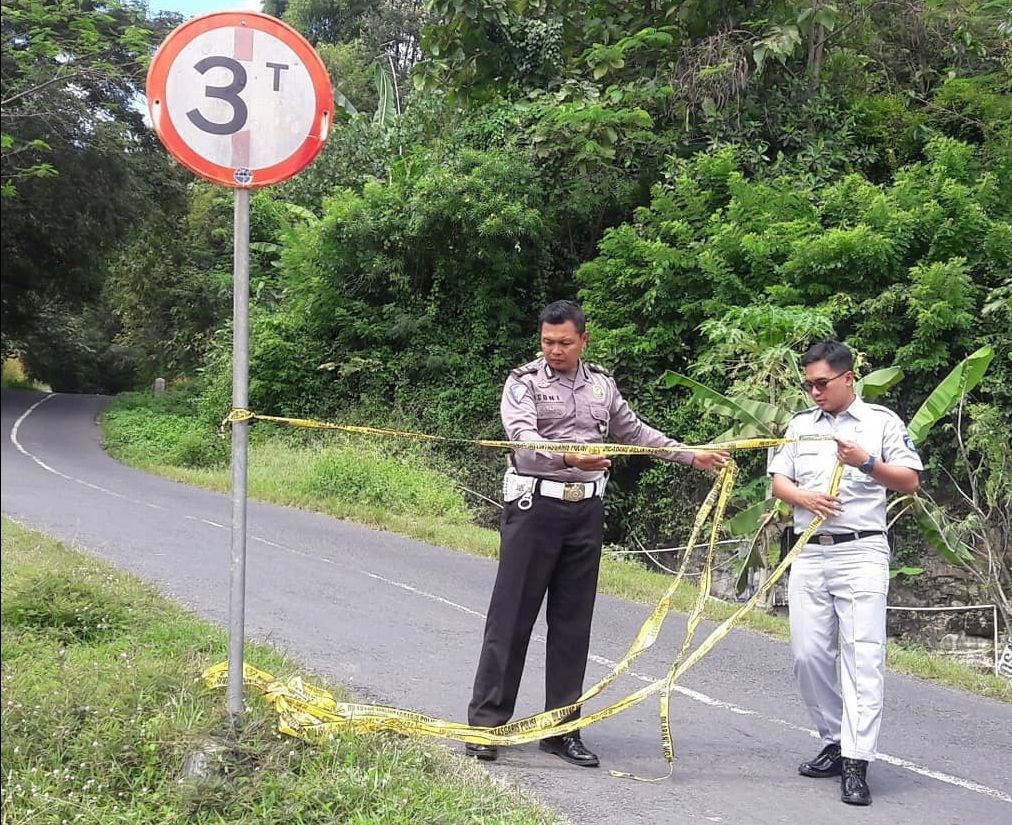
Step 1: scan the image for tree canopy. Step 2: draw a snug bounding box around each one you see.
[1,0,184,388]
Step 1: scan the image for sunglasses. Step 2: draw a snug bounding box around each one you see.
[802,371,849,393]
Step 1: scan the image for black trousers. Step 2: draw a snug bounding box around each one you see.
[467,494,604,729]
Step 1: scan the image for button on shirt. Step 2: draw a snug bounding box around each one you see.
[502,357,694,483]
[767,396,923,533]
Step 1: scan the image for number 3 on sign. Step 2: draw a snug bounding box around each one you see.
[147,12,333,188]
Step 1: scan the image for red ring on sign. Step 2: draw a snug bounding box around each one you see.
[147,11,332,188]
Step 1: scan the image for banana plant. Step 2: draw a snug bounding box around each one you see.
[886,345,1010,638]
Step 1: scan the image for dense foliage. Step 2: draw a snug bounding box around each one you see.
[578,135,1011,535]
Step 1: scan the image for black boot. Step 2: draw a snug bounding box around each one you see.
[464,743,498,762]
[539,733,600,767]
[841,758,872,805]
[799,742,843,778]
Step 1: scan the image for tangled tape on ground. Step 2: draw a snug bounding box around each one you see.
[207,409,843,780]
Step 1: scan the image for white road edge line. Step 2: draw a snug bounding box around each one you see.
[7,397,1010,805]
[11,393,161,508]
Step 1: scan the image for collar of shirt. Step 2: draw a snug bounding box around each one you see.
[813,393,868,423]
[541,360,590,389]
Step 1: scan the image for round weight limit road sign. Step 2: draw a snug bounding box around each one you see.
[147,12,332,187]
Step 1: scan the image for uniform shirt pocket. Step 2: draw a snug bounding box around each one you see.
[589,406,610,437]
[795,443,833,485]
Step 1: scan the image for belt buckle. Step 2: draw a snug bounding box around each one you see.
[562,483,584,502]
[817,534,834,546]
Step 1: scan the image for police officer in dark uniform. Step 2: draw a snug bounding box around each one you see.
[465,300,728,765]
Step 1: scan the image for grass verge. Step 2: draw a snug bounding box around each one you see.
[0,518,564,825]
[98,392,1010,704]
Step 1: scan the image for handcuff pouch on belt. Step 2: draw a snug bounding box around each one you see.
[503,470,538,510]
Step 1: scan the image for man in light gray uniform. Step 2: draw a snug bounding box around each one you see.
[768,340,922,806]
[465,300,728,765]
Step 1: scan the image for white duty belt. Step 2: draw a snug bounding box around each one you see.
[503,471,607,510]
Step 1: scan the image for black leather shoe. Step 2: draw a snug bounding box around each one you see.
[799,742,843,778]
[841,758,872,805]
[539,734,599,767]
[464,743,498,762]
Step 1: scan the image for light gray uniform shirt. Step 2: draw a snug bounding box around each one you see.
[767,395,923,533]
[501,357,694,483]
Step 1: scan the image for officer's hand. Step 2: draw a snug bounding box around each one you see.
[797,490,844,519]
[563,452,612,471]
[835,438,870,468]
[691,451,730,474]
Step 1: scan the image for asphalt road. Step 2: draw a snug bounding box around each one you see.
[2,389,1010,825]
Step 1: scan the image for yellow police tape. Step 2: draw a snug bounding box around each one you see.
[223,407,827,457]
[207,408,846,780]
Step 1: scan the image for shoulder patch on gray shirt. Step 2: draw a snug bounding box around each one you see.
[507,382,528,404]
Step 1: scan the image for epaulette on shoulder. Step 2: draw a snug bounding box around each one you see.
[791,406,819,418]
[586,362,613,377]
[510,359,541,379]
[865,403,904,422]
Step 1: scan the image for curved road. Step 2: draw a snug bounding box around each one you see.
[2,390,1009,825]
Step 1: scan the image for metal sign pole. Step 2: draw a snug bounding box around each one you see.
[147,11,333,726]
[227,186,251,721]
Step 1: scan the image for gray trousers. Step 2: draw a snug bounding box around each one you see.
[787,536,890,762]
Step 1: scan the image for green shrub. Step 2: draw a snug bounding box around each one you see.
[102,401,228,469]
[196,146,560,439]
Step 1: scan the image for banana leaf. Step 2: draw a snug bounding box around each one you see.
[713,423,766,442]
[333,88,358,117]
[908,346,994,443]
[726,497,776,536]
[663,372,789,438]
[856,366,903,400]
[373,63,398,127]
[909,495,973,566]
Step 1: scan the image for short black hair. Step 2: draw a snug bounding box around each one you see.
[539,300,586,333]
[802,339,854,372]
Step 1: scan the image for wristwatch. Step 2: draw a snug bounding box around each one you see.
[859,455,877,475]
